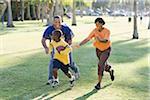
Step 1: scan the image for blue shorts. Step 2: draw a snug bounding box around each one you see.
[53,59,70,74]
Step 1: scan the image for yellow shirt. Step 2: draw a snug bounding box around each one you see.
[49,39,72,65]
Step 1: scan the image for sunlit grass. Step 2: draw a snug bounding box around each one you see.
[0,16,149,99]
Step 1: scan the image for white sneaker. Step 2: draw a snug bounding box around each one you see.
[69,76,75,87]
[46,80,53,85]
[51,80,59,88]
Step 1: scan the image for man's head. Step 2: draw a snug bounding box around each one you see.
[52,29,62,42]
[53,15,62,29]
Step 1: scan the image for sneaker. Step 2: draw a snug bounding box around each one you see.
[46,80,53,85]
[95,83,101,90]
[51,80,59,88]
[69,76,75,87]
[110,70,115,81]
[74,72,80,80]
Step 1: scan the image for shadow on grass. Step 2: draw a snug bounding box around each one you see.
[74,89,98,100]
[74,83,112,100]
[111,39,149,63]
[33,87,71,100]
[0,38,149,99]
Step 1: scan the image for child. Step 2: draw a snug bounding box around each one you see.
[49,29,75,87]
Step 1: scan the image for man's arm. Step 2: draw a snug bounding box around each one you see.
[41,37,49,54]
[63,25,74,45]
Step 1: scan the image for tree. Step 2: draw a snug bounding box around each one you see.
[148,16,150,29]
[0,0,7,18]
[132,0,138,39]
[20,0,24,21]
[72,0,76,26]
[41,0,45,22]
[53,0,59,16]
[32,3,36,20]
[6,0,14,27]
[46,0,54,25]
[26,0,31,20]
[36,0,41,20]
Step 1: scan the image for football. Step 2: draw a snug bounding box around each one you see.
[56,46,65,53]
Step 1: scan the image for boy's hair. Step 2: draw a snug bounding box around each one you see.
[52,29,62,39]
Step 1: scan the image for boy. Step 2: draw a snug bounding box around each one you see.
[49,29,75,87]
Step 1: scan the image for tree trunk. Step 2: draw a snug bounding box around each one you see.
[59,0,64,21]
[53,0,59,16]
[32,4,36,20]
[20,0,24,21]
[46,0,54,25]
[80,1,83,17]
[132,0,138,39]
[14,0,19,21]
[0,1,7,27]
[148,16,150,29]
[72,0,76,26]
[37,0,41,20]
[6,0,14,27]
[26,0,31,20]
[41,0,44,22]
[0,1,7,18]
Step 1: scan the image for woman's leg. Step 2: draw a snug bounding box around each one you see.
[95,48,111,89]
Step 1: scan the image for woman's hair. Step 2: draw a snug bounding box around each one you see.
[95,17,105,25]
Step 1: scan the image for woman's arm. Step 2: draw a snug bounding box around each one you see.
[79,38,90,46]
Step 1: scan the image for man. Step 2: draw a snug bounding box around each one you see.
[41,15,80,85]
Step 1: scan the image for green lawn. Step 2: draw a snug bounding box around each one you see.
[0,16,150,100]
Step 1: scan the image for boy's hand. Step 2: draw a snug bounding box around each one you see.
[72,44,80,49]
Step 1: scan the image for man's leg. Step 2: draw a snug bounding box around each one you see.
[69,52,80,79]
[47,50,54,85]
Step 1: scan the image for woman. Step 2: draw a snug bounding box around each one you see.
[78,17,115,90]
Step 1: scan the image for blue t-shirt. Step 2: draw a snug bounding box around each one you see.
[42,24,74,43]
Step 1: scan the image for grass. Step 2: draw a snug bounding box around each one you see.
[0,16,150,100]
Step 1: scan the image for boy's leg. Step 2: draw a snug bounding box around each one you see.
[69,52,80,79]
[61,65,75,87]
[52,68,59,87]
[53,68,58,79]
[52,60,61,87]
